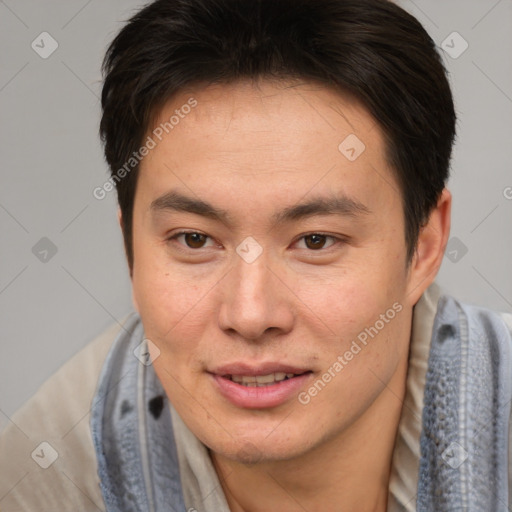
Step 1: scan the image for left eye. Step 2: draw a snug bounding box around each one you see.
[296,234,337,250]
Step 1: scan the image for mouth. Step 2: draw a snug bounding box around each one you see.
[223,371,310,387]
[210,365,313,409]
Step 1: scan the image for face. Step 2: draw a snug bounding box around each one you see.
[131,80,426,463]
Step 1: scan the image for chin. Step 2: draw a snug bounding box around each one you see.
[202,421,321,465]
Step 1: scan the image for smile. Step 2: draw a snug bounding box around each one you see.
[226,372,306,387]
[211,369,313,408]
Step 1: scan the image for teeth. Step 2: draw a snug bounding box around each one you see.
[230,372,298,386]
[254,374,274,384]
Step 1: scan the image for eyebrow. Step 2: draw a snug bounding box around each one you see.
[150,190,370,227]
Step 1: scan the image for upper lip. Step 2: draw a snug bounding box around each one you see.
[210,362,311,376]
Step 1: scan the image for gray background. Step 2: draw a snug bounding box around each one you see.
[1,0,511,421]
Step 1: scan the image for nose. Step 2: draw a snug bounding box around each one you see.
[217,251,295,341]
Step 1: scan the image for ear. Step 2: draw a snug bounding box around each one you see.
[118,208,139,310]
[117,207,123,228]
[406,188,451,305]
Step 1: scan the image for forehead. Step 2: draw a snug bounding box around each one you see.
[149,80,379,148]
[137,80,399,218]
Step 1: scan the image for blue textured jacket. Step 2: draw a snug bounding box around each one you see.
[90,294,512,512]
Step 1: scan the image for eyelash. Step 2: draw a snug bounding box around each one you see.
[166,230,344,252]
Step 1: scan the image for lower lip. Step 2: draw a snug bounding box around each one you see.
[211,373,312,409]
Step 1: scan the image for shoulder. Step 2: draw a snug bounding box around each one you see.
[418,290,512,508]
[415,284,512,358]
[0,315,135,512]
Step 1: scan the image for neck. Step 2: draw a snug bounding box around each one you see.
[210,355,409,512]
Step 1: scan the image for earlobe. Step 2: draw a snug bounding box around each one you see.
[406,188,452,305]
[132,288,140,313]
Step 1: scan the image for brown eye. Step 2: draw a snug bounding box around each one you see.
[304,234,328,250]
[183,232,207,248]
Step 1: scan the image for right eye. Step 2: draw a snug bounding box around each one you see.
[168,231,215,249]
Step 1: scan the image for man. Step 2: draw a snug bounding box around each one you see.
[1,0,511,510]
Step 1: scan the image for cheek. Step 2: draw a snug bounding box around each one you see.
[132,260,205,342]
[298,268,400,335]
[311,308,410,421]
[297,264,408,380]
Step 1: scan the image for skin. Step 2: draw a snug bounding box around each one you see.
[128,80,451,511]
